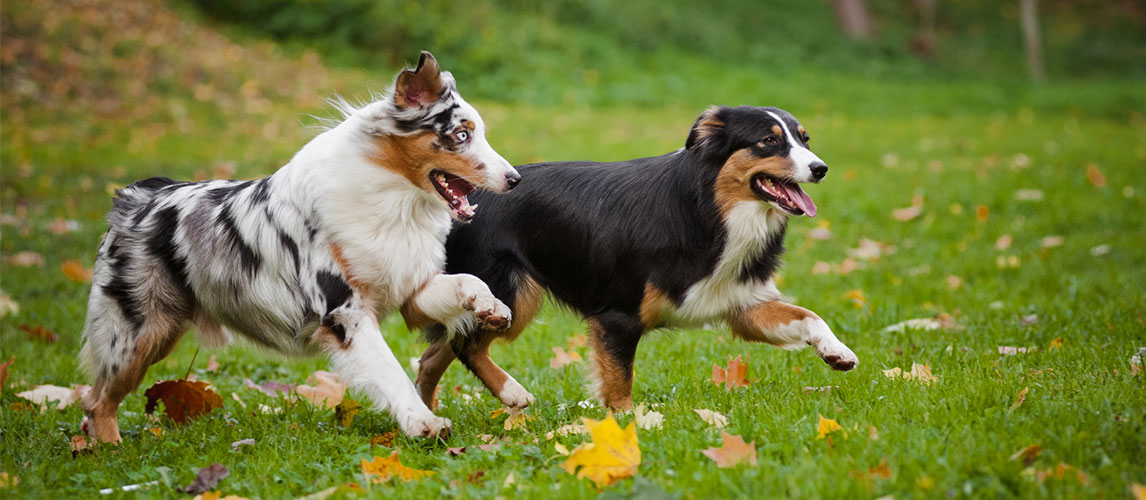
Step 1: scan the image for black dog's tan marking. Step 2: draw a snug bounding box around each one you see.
[415,106,858,410]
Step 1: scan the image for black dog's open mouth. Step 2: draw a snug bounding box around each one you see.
[751,173,818,217]
[431,170,477,221]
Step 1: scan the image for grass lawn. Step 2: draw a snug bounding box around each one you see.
[2,3,1145,499]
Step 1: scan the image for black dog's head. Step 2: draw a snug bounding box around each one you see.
[686,106,826,218]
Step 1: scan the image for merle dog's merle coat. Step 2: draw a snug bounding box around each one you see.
[413,106,858,410]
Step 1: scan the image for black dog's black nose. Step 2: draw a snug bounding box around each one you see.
[810,162,828,180]
[505,170,521,189]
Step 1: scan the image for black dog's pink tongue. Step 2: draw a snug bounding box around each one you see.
[780,183,817,217]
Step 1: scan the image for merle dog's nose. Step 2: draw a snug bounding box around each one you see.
[810,162,828,181]
[505,170,521,189]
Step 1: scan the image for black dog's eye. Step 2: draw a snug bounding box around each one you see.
[455,130,470,143]
[760,136,779,147]
[803,134,811,144]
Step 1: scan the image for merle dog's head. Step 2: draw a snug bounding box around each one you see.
[686,106,827,218]
[355,52,519,221]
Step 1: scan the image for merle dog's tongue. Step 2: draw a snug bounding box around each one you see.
[780,183,817,217]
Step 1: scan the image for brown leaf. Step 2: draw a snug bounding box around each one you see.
[549,347,583,369]
[1009,443,1042,466]
[295,370,345,408]
[976,205,990,221]
[181,463,229,494]
[19,324,58,343]
[1008,386,1029,413]
[70,435,95,459]
[0,357,13,393]
[6,251,44,267]
[143,379,223,424]
[701,432,757,468]
[868,459,892,479]
[370,430,399,448]
[1086,164,1106,188]
[61,260,94,282]
[334,398,360,427]
[447,446,467,457]
[711,355,750,390]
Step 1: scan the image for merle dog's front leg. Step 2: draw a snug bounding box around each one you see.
[726,300,858,370]
[401,273,512,334]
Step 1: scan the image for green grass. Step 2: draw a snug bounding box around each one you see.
[2,2,1146,499]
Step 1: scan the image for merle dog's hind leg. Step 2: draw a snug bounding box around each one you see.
[726,300,858,370]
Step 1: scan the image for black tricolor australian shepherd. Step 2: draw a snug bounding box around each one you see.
[414,106,858,410]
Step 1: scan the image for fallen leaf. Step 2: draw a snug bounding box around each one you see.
[998,346,1033,355]
[1091,244,1111,256]
[143,379,223,424]
[701,432,757,468]
[70,435,95,458]
[693,409,728,428]
[230,392,246,408]
[633,403,664,430]
[1023,462,1088,484]
[1131,483,1146,500]
[447,446,467,456]
[561,415,641,488]
[295,370,345,408]
[880,315,956,333]
[976,205,990,221]
[711,355,750,390]
[816,414,841,439]
[844,289,866,308]
[298,484,364,500]
[0,472,17,487]
[19,324,58,343]
[1041,235,1064,248]
[0,292,18,317]
[550,347,583,369]
[995,234,1013,250]
[546,422,589,440]
[808,223,832,240]
[883,363,938,384]
[868,425,879,440]
[1008,386,1029,412]
[1020,314,1039,326]
[17,384,89,411]
[205,355,219,372]
[370,430,399,448]
[1009,443,1042,466]
[567,335,588,349]
[891,197,923,221]
[1086,164,1106,188]
[49,218,81,235]
[361,451,435,483]
[7,251,44,267]
[334,398,361,427]
[1014,189,1044,201]
[181,463,230,494]
[243,379,294,398]
[466,470,485,484]
[230,439,255,452]
[811,261,831,275]
[501,407,532,431]
[846,238,895,261]
[868,459,892,479]
[1049,338,1063,350]
[946,275,963,290]
[803,386,838,392]
[0,357,13,393]
[61,260,93,282]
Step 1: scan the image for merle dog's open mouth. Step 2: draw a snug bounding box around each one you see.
[431,170,477,221]
[750,173,818,217]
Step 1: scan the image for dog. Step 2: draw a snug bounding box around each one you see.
[413,105,859,411]
[79,51,520,442]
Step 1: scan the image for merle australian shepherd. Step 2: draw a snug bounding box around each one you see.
[79,52,519,442]
[414,106,858,411]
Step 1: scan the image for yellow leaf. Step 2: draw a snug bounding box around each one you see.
[334,398,361,427]
[844,289,866,308]
[503,408,532,431]
[361,451,435,483]
[0,472,17,487]
[554,442,570,456]
[561,414,641,488]
[1049,338,1063,350]
[1131,483,1146,500]
[816,414,841,439]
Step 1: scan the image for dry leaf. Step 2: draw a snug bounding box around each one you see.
[844,289,866,308]
[144,379,223,424]
[812,261,831,275]
[1049,338,1063,350]
[976,205,990,221]
[808,226,832,240]
[701,432,757,468]
[1131,483,1146,500]
[334,398,361,427]
[361,451,435,483]
[1020,314,1039,326]
[946,275,963,290]
[243,379,294,398]
[1014,189,1044,201]
[816,414,842,439]
[550,347,583,369]
[561,415,641,488]
[868,425,879,440]
[1086,164,1106,188]
[61,260,93,282]
[711,355,750,390]
[0,357,13,393]
[7,251,44,267]
[847,238,895,261]
[1024,462,1088,484]
[70,435,94,458]
[205,355,219,372]
[17,384,90,411]
[370,430,399,448]
[1008,387,1029,412]
[633,403,664,430]
[230,439,255,452]
[555,442,571,456]
[0,292,18,318]
[567,335,588,349]
[881,316,951,333]
[995,234,1013,250]
[295,370,345,408]
[1041,235,1064,248]
[502,408,532,431]
[883,363,937,384]
[998,346,1033,355]
[891,195,923,221]
[693,409,728,428]
[868,459,892,479]
[0,472,17,487]
[181,463,230,494]
[1009,443,1042,466]
[19,324,59,343]
[546,423,589,440]
[447,446,467,457]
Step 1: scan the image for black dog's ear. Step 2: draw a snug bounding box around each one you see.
[685,106,726,151]
[394,51,444,109]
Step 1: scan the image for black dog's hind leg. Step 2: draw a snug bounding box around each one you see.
[586,311,645,411]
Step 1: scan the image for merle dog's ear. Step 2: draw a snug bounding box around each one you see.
[685,106,726,151]
[394,51,445,109]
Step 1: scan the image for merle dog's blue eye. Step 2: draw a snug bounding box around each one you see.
[456,130,469,142]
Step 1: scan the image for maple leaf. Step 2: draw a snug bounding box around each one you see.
[561,415,641,488]
[490,407,532,430]
[143,379,223,424]
[711,355,750,390]
[701,432,757,468]
[0,357,13,393]
[816,414,842,439]
[295,370,345,408]
[693,409,728,429]
[334,398,360,427]
[17,384,90,411]
[1009,443,1042,466]
[370,430,399,448]
[60,260,93,282]
[70,435,95,458]
[868,459,892,479]
[181,463,229,494]
[19,324,58,343]
[633,403,664,430]
[361,451,435,483]
[550,346,583,369]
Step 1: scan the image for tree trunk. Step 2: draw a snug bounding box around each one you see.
[832,0,873,40]
[1020,0,1046,81]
